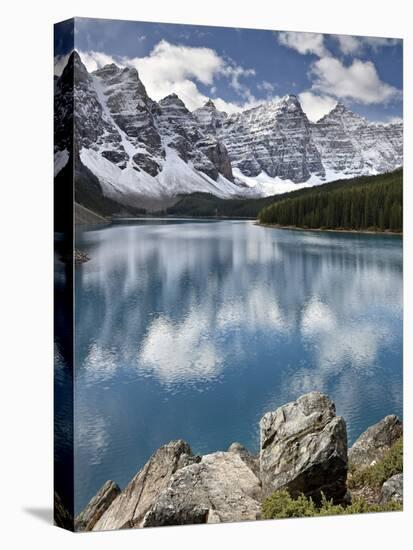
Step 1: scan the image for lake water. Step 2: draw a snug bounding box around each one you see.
[72,220,402,513]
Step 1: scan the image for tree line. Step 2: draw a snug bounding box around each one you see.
[258,170,402,232]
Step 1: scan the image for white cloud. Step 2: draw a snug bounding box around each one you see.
[311,57,401,104]
[126,41,257,111]
[54,53,71,76]
[258,80,275,93]
[76,41,261,113]
[335,35,362,55]
[77,50,119,73]
[277,31,328,57]
[276,30,401,108]
[298,91,337,122]
[335,35,401,56]
[386,116,403,124]
[363,37,401,50]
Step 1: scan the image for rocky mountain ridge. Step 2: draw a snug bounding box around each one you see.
[54,51,403,213]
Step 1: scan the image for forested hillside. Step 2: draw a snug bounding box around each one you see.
[258,170,402,232]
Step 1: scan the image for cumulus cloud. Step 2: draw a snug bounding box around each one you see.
[276,30,401,109]
[363,37,401,50]
[54,53,71,76]
[311,57,401,104]
[277,31,328,57]
[335,35,401,55]
[335,35,362,55]
[257,80,277,98]
[74,41,261,113]
[298,91,337,122]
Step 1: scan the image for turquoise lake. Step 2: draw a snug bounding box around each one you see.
[71,220,402,513]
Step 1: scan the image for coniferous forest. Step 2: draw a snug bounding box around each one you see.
[258,169,402,232]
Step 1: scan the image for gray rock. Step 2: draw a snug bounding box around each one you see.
[93,440,197,531]
[54,492,73,531]
[75,480,121,532]
[143,451,262,527]
[259,392,348,503]
[349,415,402,469]
[227,442,260,478]
[380,474,403,504]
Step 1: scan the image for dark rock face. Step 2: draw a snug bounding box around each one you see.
[93,440,197,531]
[54,492,73,531]
[198,139,234,181]
[157,94,233,181]
[142,451,262,527]
[348,415,403,469]
[75,480,121,531]
[132,153,162,176]
[259,392,348,503]
[380,474,403,504]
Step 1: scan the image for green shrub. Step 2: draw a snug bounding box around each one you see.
[262,491,402,520]
[261,491,317,519]
[349,438,403,489]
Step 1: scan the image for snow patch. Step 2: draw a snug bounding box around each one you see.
[54,149,69,177]
[232,168,355,197]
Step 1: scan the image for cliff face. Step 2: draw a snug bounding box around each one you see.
[67,392,402,531]
[214,96,326,183]
[311,103,403,176]
[54,53,403,212]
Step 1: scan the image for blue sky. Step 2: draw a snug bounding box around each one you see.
[55,17,403,122]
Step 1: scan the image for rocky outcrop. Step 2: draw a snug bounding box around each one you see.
[78,394,402,531]
[142,451,262,527]
[54,492,73,530]
[93,440,199,531]
[259,392,348,503]
[348,415,402,468]
[380,474,403,504]
[227,442,260,478]
[75,480,121,532]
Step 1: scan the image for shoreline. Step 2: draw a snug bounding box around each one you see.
[257,222,403,236]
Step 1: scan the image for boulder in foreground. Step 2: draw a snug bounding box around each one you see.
[143,451,262,527]
[348,415,402,469]
[380,473,403,504]
[227,442,260,478]
[75,480,120,532]
[259,392,348,503]
[93,440,198,531]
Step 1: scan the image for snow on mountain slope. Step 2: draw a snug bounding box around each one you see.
[54,52,403,209]
[311,103,403,177]
[80,146,246,205]
[216,95,326,183]
[232,167,354,196]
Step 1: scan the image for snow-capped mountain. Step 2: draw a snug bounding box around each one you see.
[54,52,403,211]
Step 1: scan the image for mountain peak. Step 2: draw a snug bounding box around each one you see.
[60,50,89,84]
[332,101,347,113]
[159,93,189,112]
[94,62,122,79]
[204,99,217,110]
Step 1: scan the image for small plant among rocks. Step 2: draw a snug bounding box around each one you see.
[262,490,402,520]
[348,437,403,490]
